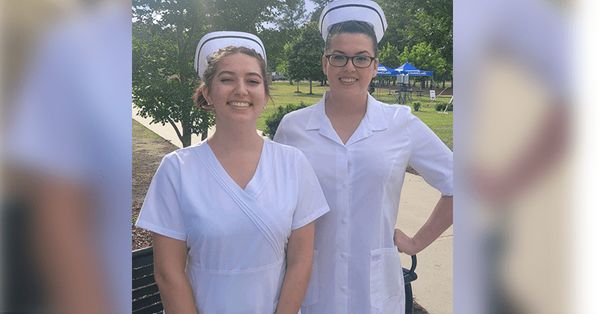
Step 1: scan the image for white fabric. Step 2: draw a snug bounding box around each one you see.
[274,93,453,314]
[195,31,267,78]
[319,0,388,42]
[4,6,132,313]
[136,139,329,314]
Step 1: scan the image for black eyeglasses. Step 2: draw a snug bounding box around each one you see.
[325,54,376,68]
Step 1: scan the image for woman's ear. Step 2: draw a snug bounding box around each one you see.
[201,85,210,104]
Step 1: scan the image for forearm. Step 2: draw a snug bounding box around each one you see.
[276,223,315,314]
[155,270,198,314]
[33,180,112,313]
[153,233,198,313]
[276,257,312,314]
[412,196,453,251]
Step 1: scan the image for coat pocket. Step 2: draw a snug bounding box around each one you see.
[370,247,404,313]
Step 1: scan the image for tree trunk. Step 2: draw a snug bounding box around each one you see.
[181,132,191,148]
[309,80,313,95]
[181,115,192,147]
[296,81,300,93]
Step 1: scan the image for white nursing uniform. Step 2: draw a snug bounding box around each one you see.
[274,93,453,314]
[136,139,329,314]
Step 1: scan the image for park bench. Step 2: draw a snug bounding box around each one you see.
[132,247,419,314]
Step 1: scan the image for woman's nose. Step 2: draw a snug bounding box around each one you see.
[233,80,249,95]
[344,59,357,71]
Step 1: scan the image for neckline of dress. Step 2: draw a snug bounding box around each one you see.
[203,139,267,196]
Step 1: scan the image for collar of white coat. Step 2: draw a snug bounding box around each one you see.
[305,92,389,132]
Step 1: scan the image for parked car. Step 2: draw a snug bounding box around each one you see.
[271,72,286,81]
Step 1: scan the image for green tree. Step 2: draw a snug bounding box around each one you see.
[132,0,281,147]
[133,0,213,147]
[379,0,452,82]
[200,0,281,33]
[260,0,307,73]
[378,42,401,68]
[286,22,325,94]
[399,42,448,88]
[308,0,329,22]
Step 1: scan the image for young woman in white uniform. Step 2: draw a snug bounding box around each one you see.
[136,32,329,314]
[274,1,453,313]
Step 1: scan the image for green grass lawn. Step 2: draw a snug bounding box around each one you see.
[260,81,453,149]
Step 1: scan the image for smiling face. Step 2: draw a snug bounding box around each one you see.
[322,33,378,99]
[202,53,267,124]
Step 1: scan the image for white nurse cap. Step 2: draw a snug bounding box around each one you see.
[194,31,267,78]
[319,0,388,43]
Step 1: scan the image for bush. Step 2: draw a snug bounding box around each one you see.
[264,102,308,139]
[412,102,421,112]
[435,103,453,112]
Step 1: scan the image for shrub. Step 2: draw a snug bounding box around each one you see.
[264,102,308,139]
[435,103,453,112]
[412,102,421,112]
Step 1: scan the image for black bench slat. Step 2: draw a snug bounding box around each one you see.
[133,301,164,314]
[133,273,157,290]
[133,282,160,300]
[132,254,154,268]
[132,291,162,310]
[133,264,154,279]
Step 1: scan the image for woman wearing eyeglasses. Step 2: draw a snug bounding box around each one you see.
[274,1,453,313]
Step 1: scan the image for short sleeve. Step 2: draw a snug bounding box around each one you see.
[135,154,187,241]
[407,114,454,196]
[273,114,290,145]
[4,32,91,180]
[291,150,330,230]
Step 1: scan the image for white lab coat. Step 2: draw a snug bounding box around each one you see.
[274,93,453,314]
[136,140,329,314]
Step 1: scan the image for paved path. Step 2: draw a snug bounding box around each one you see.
[132,110,452,313]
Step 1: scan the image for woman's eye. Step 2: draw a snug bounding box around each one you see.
[248,80,261,85]
[333,55,346,62]
[220,78,233,82]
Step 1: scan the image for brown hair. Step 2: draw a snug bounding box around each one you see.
[193,46,270,110]
[325,20,378,57]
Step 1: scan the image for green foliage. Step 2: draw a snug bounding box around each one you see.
[412,102,421,112]
[400,42,449,79]
[436,103,453,112]
[200,0,281,33]
[286,22,325,94]
[132,0,282,147]
[133,0,214,147]
[378,0,452,80]
[378,42,401,68]
[263,102,308,139]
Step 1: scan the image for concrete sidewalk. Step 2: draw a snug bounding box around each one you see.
[398,174,452,314]
[133,112,452,313]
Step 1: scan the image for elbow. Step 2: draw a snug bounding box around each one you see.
[154,266,186,289]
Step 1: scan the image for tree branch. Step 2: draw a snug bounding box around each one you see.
[165,115,183,144]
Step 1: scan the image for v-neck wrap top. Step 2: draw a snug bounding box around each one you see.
[274,93,453,314]
[136,139,329,313]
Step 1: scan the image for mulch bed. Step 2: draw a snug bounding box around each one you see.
[132,120,178,250]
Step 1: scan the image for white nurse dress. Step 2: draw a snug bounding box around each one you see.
[136,139,329,313]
